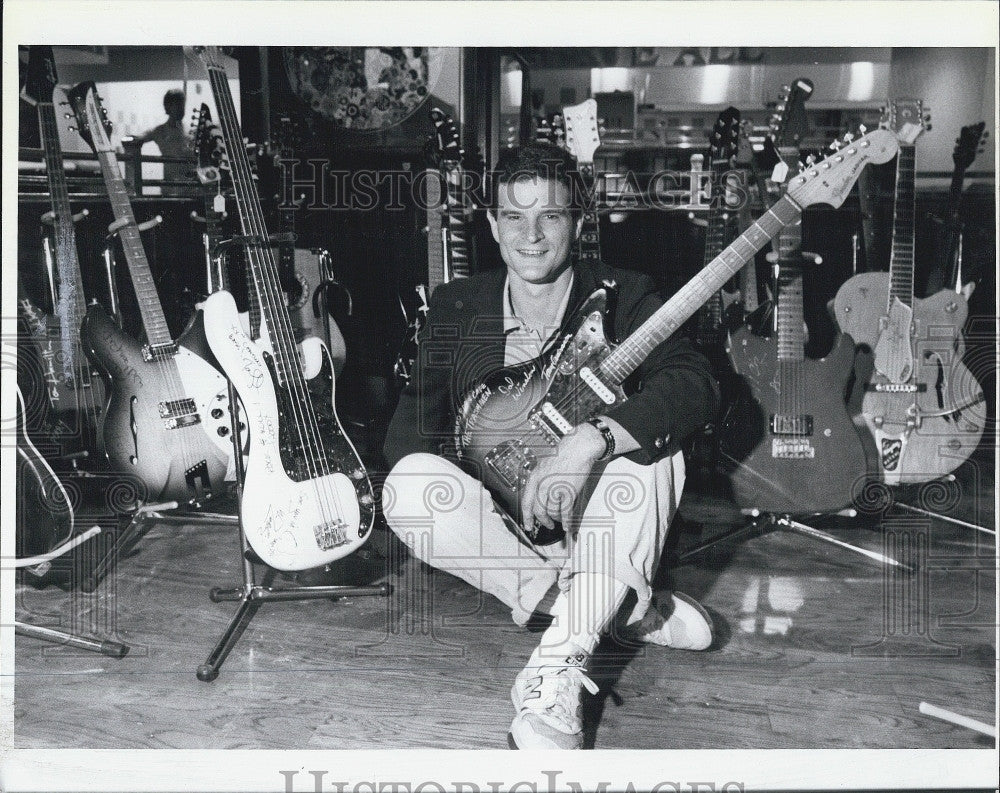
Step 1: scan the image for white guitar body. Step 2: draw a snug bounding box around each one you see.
[202,290,368,570]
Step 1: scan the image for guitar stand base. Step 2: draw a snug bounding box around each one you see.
[677,512,914,572]
[197,580,390,682]
[14,620,130,658]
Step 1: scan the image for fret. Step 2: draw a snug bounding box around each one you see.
[205,61,303,392]
[93,147,173,348]
[888,144,916,307]
[38,99,89,381]
[600,198,797,383]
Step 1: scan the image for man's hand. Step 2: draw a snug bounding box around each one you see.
[520,422,606,533]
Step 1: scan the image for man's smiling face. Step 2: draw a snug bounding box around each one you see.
[488,176,582,286]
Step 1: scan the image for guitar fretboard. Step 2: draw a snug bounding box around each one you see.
[577,162,601,263]
[888,144,916,308]
[601,194,801,383]
[94,149,173,349]
[694,160,740,343]
[427,162,472,292]
[39,100,88,376]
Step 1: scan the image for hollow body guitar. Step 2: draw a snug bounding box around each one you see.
[193,46,373,571]
[68,81,233,504]
[456,128,898,529]
[833,100,985,485]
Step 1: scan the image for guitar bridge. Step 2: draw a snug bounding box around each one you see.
[866,382,927,394]
[772,438,815,459]
[485,440,537,491]
[314,520,349,551]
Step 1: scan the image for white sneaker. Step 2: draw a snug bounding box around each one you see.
[509,649,600,750]
[619,592,714,651]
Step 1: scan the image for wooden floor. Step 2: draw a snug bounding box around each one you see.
[12,454,996,750]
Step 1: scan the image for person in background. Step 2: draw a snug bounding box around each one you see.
[130,88,191,193]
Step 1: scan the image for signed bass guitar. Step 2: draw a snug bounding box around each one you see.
[456,129,898,534]
[832,100,985,485]
[68,82,233,503]
[192,46,374,570]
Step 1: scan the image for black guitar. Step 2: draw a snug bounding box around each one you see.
[68,82,233,504]
[719,79,870,514]
[15,383,75,559]
[926,121,988,294]
[394,107,474,388]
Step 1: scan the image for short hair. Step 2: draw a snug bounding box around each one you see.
[163,88,185,108]
[489,143,583,217]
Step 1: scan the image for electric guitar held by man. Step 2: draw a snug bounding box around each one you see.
[456,128,898,533]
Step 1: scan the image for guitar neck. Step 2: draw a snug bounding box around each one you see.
[888,144,916,307]
[38,101,88,327]
[94,149,174,348]
[577,161,601,263]
[427,162,472,290]
[204,60,301,385]
[602,193,801,383]
[695,167,735,337]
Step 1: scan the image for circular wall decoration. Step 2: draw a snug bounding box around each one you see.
[282,46,440,131]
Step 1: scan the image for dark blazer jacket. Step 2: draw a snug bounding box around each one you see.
[384,258,720,470]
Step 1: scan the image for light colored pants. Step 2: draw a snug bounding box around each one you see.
[382,451,685,627]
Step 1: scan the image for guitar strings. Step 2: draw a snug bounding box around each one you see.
[206,57,348,535]
[40,100,103,454]
[89,110,215,492]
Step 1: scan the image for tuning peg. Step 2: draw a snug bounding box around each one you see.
[857,125,867,135]
[805,154,816,166]
[68,125,77,132]
[843,132,855,143]
[829,140,842,151]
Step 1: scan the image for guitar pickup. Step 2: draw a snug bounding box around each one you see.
[314,519,349,550]
[143,342,179,361]
[159,398,201,430]
[770,414,813,436]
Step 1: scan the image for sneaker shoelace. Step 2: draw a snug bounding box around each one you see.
[520,666,600,730]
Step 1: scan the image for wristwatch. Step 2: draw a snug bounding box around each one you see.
[586,416,616,462]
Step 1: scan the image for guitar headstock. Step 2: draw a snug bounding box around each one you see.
[66,81,114,154]
[429,107,463,167]
[21,45,58,106]
[952,121,987,172]
[887,98,930,145]
[190,103,226,189]
[187,45,230,73]
[785,127,898,209]
[709,106,741,164]
[769,77,814,150]
[562,98,600,164]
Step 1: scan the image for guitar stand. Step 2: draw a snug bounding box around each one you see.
[677,510,914,572]
[196,357,389,683]
[14,527,130,657]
